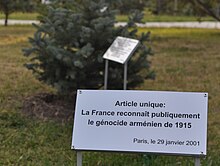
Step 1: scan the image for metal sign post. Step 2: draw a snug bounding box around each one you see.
[104,59,109,90]
[77,151,82,166]
[195,157,201,166]
[123,62,128,90]
[104,60,128,90]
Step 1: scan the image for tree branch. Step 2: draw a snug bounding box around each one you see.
[188,0,220,21]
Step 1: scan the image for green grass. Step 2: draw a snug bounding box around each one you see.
[0,12,39,20]
[1,25,220,165]
[0,25,53,107]
[140,28,220,112]
[117,8,216,22]
[117,14,216,22]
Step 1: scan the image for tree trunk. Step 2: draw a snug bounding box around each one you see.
[174,0,178,16]
[5,12,9,26]
[156,0,161,15]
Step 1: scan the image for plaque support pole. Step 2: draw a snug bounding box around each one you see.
[104,60,128,90]
[104,59,109,90]
[195,157,200,166]
[77,151,82,166]
[123,62,128,90]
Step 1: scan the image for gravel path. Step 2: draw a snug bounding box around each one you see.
[0,19,39,25]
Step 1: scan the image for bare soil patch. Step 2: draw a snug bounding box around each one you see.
[22,93,76,123]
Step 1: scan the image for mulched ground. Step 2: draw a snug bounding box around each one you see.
[22,93,76,123]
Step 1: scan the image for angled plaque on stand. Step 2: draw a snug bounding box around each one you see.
[103,36,139,64]
[103,36,140,90]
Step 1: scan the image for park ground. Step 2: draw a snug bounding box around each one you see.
[0,25,220,165]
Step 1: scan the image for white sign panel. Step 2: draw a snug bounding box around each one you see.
[103,36,139,64]
[71,90,208,156]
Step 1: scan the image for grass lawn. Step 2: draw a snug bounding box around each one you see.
[117,14,216,22]
[0,12,39,20]
[0,25,220,165]
[117,8,216,22]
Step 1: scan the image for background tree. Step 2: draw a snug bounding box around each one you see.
[189,0,220,21]
[147,0,196,16]
[0,0,39,26]
[107,0,147,14]
[23,0,154,95]
[0,0,19,26]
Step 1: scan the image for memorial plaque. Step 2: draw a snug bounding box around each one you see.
[103,36,139,64]
[71,90,208,156]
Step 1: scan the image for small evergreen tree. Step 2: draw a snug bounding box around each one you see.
[23,0,154,94]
